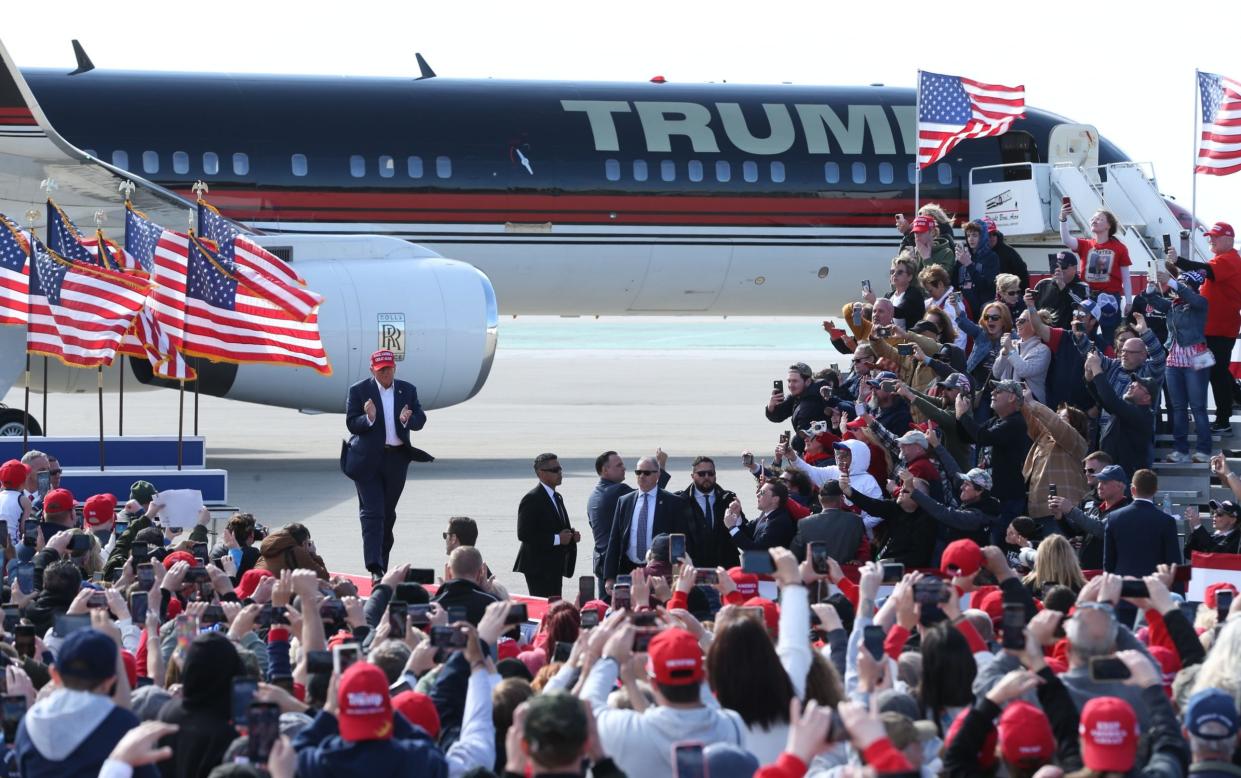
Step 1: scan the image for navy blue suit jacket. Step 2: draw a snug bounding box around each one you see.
[1103,499,1182,577]
[342,377,427,480]
[603,488,691,581]
[586,470,671,561]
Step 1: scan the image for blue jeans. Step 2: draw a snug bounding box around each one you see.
[1165,364,1211,455]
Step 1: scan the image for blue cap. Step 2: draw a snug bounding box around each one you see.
[1186,688,1239,739]
[865,370,898,388]
[56,628,118,683]
[1095,464,1127,483]
[704,742,760,778]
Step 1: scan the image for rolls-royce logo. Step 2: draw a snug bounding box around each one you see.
[378,313,405,360]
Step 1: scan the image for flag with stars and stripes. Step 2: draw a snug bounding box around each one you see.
[0,213,30,326]
[917,71,1025,169]
[26,232,150,368]
[182,233,330,374]
[123,203,194,380]
[1196,71,1241,176]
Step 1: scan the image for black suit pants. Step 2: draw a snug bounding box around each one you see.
[525,570,563,599]
[355,447,410,573]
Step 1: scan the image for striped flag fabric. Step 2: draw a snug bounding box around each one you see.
[0,213,30,326]
[1196,71,1241,176]
[181,233,330,374]
[124,204,195,380]
[917,71,1026,169]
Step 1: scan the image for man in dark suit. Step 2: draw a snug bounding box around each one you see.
[603,456,690,592]
[585,449,670,599]
[790,481,864,564]
[513,453,580,598]
[724,480,795,551]
[674,456,740,570]
[1103,468,1182,578]
[342,349,427,582]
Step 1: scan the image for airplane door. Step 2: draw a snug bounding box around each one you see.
[627,244,731,312]
[1048,124,1100,170]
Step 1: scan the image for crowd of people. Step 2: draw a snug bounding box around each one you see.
[0,205,1237,776]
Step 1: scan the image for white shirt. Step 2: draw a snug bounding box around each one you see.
[370,378,402,445]
[627,488,658,563]
[0,490,22,544]
[543,483,565,546]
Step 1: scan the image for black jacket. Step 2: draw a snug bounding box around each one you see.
[847,490,936,568]
[1104,499,1183,577]
[765,380,831,435]
[729,506,795,552]
[958,409,1032,502]
[674,483,741,570]
[1034,276,1091,330]
[1089,374,1155,476]
[992,232,1030,290]
[603,489,691,581]
[513,485,577,579]
[1185,526,1241,556]
[431,579,499,627]
[790,509,865,564]
[911,490,1002,562]
[157,633,243,778]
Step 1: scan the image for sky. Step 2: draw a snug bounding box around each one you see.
[6,1,1239,224]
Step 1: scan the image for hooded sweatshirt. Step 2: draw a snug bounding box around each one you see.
[16,688,155,778]
[788,440,884,533]
[157,632,242,778]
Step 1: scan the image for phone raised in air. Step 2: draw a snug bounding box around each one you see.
[668,533,686,563]
[246,702,281,763]
[809,542,830,575]
[673,742,707,778]
[1001,603,1026,650]
[231,677,258,726]
[1088,656,1130,682]
[742,549,775,575]
[862,625,886,661]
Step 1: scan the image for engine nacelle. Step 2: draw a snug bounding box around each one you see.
[3,235,497,413]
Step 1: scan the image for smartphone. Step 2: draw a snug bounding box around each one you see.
[1061,196,1071,206]
[136,563,155,592]
[740,606,766,625]
[1162,234,1172,251]
[305,649,333,675]
[506,603,529,624]
[1119,579,1149,599]
[611,585,631,611]
[578,576,595,605]
[1048,483,1058,497]
[1089,656,1131,682]
[828,709,850,743]
[631,611,659,628]
[192,542,209,564]
[68,534,92,553]
[12,625,35,660]
[1178,601,1200,625]
[580,609,600,628]
[552,641,573,663]
[1217,590,1234,619]
[447,606,467,625]
[668,533,686,563]
[21,526,36,548]
[2,695,26,744]
[319,598,346,624]
[779,430,791,445]
[772,379,783,395]
[673,742,707,778]
[87,591,107,609]
[858,624,885,661]
[15,563,33,595]
[231,677,258,726]
[131,541,150,566]
[270,605,288,626]
[809,542,830,575]
[694,568,719,585]
[1001,603,1027,650]
[852,305,863,326]
[246,702,280,762]
[914,577,946,606]
[616,574,633,588]
[333,643,362,675]
[35,471,50,496]
[0,520,7,548]
[405,568,436,585]
[202,604,226,625]
[897,343,914,357]
[632,629,655,652]
[184,566,210,584]
[53,613,91,638]
[387,601,408,639]
[861,279,872,295]
[129,591,148,623]
[1,605,17,633]
[430,626,469,649]
[408,604,432,626]
[742,549,775,575]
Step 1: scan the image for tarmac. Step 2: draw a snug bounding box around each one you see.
[1,316,836,594]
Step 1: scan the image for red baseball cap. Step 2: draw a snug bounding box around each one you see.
[1080,697,1139,773]
[1205,582,1238,610]
[0,460,28,490]
[975,588,1005,625]
[981,217,998,234]
[940,539,983,578]
[946,707,997,768]
[743,597,780,632]
[999,700,1055,767]
[726,567,759,598]
[370,349,396,369]
[236,569,275,600]
[162,550,196,571]
[337,663,394,742]
[646,628,703,686]
[911,215,936,233]
[43,488,74,514]
[82,494,117,527]
[1147,645,1180,696]
[1204,222,1235,238]
[392,690,441,739]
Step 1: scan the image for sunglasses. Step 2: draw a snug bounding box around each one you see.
[441,532,453,539]
[1002,289,1020,297]
[634,469,657,476]
[694,470,715,477]
[49,469,62,476]
[983,314,1002,322]
[890,269,906,275]
[1084,468,1099,474]
[539,466,563,473]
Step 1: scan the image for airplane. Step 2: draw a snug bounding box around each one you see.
[0,40,1178,435]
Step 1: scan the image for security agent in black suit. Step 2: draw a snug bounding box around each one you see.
[513,453,579,598]
[724,479,796,551]
[585,449,671,599]
[342,349,428,582]
[1103,468,1182,578]
[603,456,691,592]
[674,455,741,570]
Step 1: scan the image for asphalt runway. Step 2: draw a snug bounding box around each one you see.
[2,316,835,594]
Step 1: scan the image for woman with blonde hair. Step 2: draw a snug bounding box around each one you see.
[917,266,967,350]
[956,301,1011,420]
[1021,534,1086,596]
[64,527,105,579]
[994,272,1024,322]
[1193,616,1241,709]
[862,251,924,330]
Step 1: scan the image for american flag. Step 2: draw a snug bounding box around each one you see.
[124,204,194,380]
[26,232,150,368]
[183,233,330,374]
[917,71,1026,169]
[0,214,30,326]
[197,201,321,320]
[1196,71,1241,176]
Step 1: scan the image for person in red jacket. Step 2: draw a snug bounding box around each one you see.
[1168,221,1241,433]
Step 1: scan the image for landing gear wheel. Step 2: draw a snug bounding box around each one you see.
[0,408,42,437]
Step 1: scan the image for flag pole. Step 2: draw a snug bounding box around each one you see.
[177,379,184,471]
[914,69,922,212]
[193,374,199,437]
[93,210,108,471]
[1191,69,1200,253]
[40,357,47,436]
[21,208,38,452]
[96,366,105,471]
[116,182,136,438]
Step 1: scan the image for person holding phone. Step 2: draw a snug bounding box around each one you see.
[1184,500,1241,556]
[992,309,1052,404]
[1059,202,1133,318]
[764,362,830,455]
[1147,269,1213,464]
[871,252,925,331]
[1032,251,1090,329]
[430,546,499,626]
[951,219,1000,315]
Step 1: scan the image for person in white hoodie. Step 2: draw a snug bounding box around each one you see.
[582,624,746,776]
[784,439,884,536]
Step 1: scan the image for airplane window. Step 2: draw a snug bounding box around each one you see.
[379,155,394,179]
[851,161,867,184]
[878,162,893,185]
[688,160,703,182]
[436,156,452,178]
[203,152,219,175]
[173,151,189,175]
[605,159,621,181]
[233,153,249,176]
[291,154,308,177]
[743,161,758,183]
[907,163,917,184]
[632,160,648,182]
[937,163,952,185]
[715,160,731,182]
[770,161,786,183]
[112,150,129,170]
[661,160,676,182]
[350,155,366,178]
[824,162,840,184]
[142,151,159,174]
[407,156,423,178]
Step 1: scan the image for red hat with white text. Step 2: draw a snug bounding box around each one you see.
[1204,222,1235,238]
[370,349,396,369]
[338,663,394,741]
